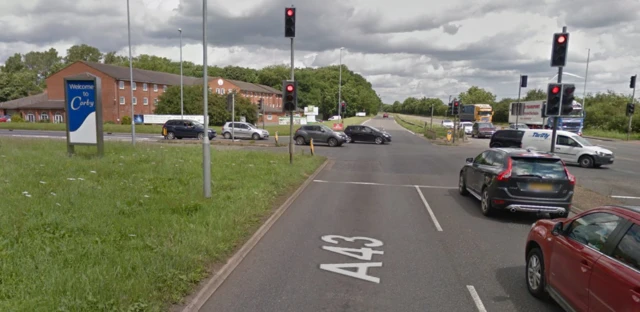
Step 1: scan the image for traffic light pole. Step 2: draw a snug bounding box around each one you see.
[550,26,567,154]
[516,81,522,128]
[231,93,235,141]
[628,81,636,141]
[289,37,294,164]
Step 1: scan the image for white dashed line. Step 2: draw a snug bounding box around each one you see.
[312,180,456,189]
[414,186,443,232]
[466,285,488,312]
[610,195,640,199]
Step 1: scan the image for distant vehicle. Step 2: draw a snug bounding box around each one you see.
[460,104,493,122]
[459,148,575,218]
[519,129,613,168]
[509,123,529,130]
[383,113,389,118]
[355,112,366,117]
[221,122,269,140]
[162,119,216,140]
[294,125,346,147]
[344,125,391,145]
[490,129,525,148]
[328,116,342,121]
[509,100,585,135]
[441,120,454,128]
[525,205,640,312]
[460,122,473,134]
[0,115,11,122]
[471,122,496,138]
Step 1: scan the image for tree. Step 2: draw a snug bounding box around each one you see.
[65,44,102,63]
[522,89,546,101]
[457,86,496,105]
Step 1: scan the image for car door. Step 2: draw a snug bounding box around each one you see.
[589,221,640,312]
[174,121,189,137]
[467,151,489,192]
[549,212,624,311]
[360,126,376,142]
[307,126,323,141]
[348,126,362,141]
[555,135,580,163]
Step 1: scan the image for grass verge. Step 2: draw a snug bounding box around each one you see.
[582,129,640,141]
[0,116,371,136]
[393,114,463,141]
[0,137,325,311]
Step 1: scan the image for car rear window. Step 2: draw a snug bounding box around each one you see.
[478,123,494,128]
[511,157,567,179]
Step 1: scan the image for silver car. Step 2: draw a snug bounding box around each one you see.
[222,122,270,140]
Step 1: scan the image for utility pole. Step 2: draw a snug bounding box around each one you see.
[179,28,184,120]
[126,0,136,145]
[550,26,567,154]
[583,48,590,107]
[430,101,434,130]
[628,75,637,141]
[516,75,527,128]
[201,0,211,198]
[338,47,344,120]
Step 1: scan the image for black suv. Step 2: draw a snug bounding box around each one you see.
[489,129,525,148]
[162,119,216,140]
[343,125,391,144]
[458,148,575,218]
[294,125,346,147]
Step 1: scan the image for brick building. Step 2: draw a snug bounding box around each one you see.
[0,61,291,124]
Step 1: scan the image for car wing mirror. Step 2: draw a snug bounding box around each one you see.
[466,157,474,163]
[551,222,563,236]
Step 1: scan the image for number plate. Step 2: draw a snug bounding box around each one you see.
[528,183,553,191]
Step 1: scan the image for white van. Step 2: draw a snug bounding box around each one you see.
[519,130,613,168]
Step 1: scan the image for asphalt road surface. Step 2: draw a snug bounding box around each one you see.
[198,116,564,312]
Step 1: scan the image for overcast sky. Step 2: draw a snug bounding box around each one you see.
[1,0,639,104]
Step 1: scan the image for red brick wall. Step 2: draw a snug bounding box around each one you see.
[17,109,65,123]
[208,78,282,110]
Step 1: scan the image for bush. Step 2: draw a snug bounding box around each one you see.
[10,114,23,122]
[121,116,131,125]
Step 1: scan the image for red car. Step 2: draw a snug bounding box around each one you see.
[525,205,640,311]
[383,113,389,118]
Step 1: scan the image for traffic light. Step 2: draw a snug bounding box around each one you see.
[561,84,575,115]
[545,83,562,116]
[541,102,547,118]
[627,103,635,116]
[226,93,234,111]
[551,33,569,67]
[631,75,637,89]
[520,75,528,88]
[282,80,297,111]
[452,100,460,115]
[258,98,263,111]
[284,7,296,37]
[341,101,346,109]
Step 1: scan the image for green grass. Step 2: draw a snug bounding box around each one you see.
[582,128,640,140]
[393,114,457,139]
[0,116,371,136]
[0,138,325,311]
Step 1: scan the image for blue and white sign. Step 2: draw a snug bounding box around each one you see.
[66,80,98,144]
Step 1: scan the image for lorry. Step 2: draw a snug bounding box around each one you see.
[508,100,585,134]
[459,104,493,122]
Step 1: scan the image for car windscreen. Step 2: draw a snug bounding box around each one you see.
[572,135,593,147]
[511,157,567,179]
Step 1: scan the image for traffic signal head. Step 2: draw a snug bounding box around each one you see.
[226,93,234,111]
[551,32,569,67]
[631,75,637,89]
[561,84,575,115]
[258,98,263,110]
[545,83,562,116]
[282,80,297,111]
[341,101,346,108]
[284,7,296,37]
[452,101,460,114]
[627,103,636,116]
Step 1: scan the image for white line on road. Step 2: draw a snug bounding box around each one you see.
[466,285,488,312]
[393,119,415,135]
[414,186,443,232]
[312,179,456,189]
[610,195,640,199]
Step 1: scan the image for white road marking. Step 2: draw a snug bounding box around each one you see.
[313,179,456,189]
[414,186,443,232]
[319,262,382,283]
[319,235,384,283]
[466,285,488,312]
[610,195,640,199]
[393,119,416,135]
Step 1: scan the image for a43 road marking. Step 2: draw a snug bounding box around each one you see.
[319,235,384,283]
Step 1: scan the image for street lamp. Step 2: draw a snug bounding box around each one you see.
[202,0,211,198]
[126,0,136,145]
[179,28,184,120]
[338,47,344,119]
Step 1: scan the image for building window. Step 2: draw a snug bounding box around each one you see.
[132,97,137,105]
[26,113,35,122]
[228,88,233,94]
[119,96,125,105]
[143,97,148,105]
[153,84,158,92]
[119,81,125,89]
[40,112,49,121]
[54,113,64,123]
[143,83,148,91]
[132,82,137,90]
[154,98,158,105]
[163,85,167,92]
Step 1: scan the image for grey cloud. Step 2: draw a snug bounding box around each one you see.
[442,24,460,35]
[554,0,640,29]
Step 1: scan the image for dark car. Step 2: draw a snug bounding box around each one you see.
[162,119,216,140]
[294,125,346,147]
[383,113,389,118]
[458,148,575,218]
[344,125,391,144]
[472,122,496,138]
[490,129,525,148]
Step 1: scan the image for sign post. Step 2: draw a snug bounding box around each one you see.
[64,75,104,157]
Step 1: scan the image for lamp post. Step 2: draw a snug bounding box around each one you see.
[179,28,184,120]
[126,0,136,145]
[338,47,344,119]
[202,0,211,198]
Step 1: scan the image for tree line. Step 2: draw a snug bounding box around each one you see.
[0,44,383,120]
[384,86,640,133]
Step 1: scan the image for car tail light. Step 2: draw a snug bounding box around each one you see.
[564,166,576,185]
[497,158,513,181]
[295,127,300,132]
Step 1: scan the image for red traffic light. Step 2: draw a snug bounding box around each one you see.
[454,101,459,106]
[551,86,560,94]
[557,35,566,44]
[287,9,294,16]
[286,84,294,92]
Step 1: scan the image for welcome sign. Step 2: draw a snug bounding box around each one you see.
[64,75,104,156]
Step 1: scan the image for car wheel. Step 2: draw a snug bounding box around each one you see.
[578,155,594,168]
[526,247,548,299]
[252,133,260,140]
[198,133,204,140]
[471,133,475,138]
[458,173,469,196]
[223,132,231,139]
[167,132,176,139]
[480,188,494,216]
[374,137,384,145]
[295,136,306,145]
[328,138,338,147]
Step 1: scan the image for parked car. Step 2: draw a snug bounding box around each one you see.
[441,120,454,128]
[471,122,496,138]
[0,115,11,122]
[221,122,269,140]
[344,125,391,144]
[294,125,346,147]
[459,148,574,218]
[525,205,640,311]
[162,119,216,140]
[460,122,473,135]
[383,113,389,118]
